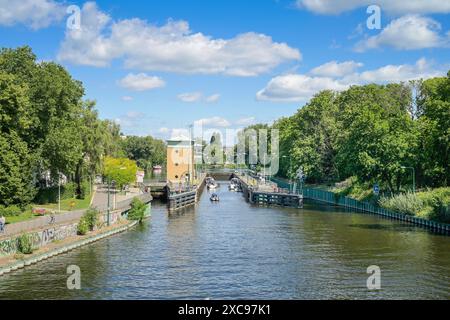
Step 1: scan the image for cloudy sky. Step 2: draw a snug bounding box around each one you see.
[0,0,449,139]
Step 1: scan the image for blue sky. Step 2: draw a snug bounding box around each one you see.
[0,0,449,140]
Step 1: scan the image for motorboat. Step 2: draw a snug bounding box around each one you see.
[207,183,218,190]
[210,193,220,202]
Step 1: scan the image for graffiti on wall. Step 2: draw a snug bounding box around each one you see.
[0,223,78,256]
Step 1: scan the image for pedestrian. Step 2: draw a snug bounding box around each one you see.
[0,215,5,233]
[49,210,56,224]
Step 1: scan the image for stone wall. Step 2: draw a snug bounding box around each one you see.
[0,222,78,256]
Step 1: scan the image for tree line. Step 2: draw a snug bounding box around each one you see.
[0,46,166,209]
[243,72,449,193]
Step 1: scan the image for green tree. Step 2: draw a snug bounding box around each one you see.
[103,157,138,189]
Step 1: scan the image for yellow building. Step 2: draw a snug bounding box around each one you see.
[166,136,195,185]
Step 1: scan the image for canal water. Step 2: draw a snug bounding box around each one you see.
[1,182,449,300]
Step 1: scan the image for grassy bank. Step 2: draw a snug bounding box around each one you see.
[314,177,450,223]
[2,194,93,225]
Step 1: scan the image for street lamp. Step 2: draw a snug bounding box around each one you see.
[282,155,293,193]
[107,179,116,226]
[401,166,416,193]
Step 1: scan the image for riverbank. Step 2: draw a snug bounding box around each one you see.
[0,219,138,276]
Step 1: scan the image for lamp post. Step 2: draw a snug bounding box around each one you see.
[282,155,293,193]
[58,171,61,214]
[107,179,116,226]
[401,166,416,193]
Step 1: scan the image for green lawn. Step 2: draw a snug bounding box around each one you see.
[4,194,93,225]
[38,196,92,211]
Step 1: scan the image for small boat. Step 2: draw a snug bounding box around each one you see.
[207,183,217,190]
[210,193,220,202]
[153,165,162,171]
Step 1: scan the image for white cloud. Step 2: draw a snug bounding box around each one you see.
[295,0,450,15]
[355,15,448,51]
[341,58,444,84]
[205,94,221,103]
[236,117,256,126]
[310,60,363,77]
[257,58,446,102]
[177,92,203,103]
[119,73,165,91]
[121,96,133,101]
[0,0,66,29]
[57,2,301,76]
[158,127,170,134]
[194,117,231,128]
[256,74,348,102]
[114,111,146,128]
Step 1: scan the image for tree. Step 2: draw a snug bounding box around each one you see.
[103,157,138,189]
[415,73,450,187]
[0,132,36,207]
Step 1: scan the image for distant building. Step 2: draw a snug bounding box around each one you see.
[166,136,194,184]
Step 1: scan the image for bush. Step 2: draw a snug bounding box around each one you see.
[84,208,99,231]
[34,182,77,204]
[417,188,450,223]
[78,180,91,200]
[379,192,424,216]
[17,234,34,254]
[0,205,22,217]
[128,197,147,222]
[77,208,99,235]
[77,218,89,235]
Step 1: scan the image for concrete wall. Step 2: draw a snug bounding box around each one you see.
[0,222,78,257]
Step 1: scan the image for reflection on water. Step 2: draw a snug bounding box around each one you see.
[0,182,449,300]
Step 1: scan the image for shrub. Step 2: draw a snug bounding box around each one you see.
[17,234,34,254]
[34,182,78,204]
[379,192,424,216]
[128,197,146,222]
[84,208,99,231]
[0,205,22,217]
[77,218,89,235]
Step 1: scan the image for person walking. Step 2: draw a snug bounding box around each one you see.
[0,215,5,233]
[49,211,56,225]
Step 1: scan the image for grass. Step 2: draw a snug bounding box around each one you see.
[4,193,93,225]
[38,196,92,211]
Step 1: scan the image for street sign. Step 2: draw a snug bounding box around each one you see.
[373,184,380,195]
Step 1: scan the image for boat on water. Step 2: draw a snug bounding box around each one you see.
[153,165,163,171]
[207,183,218,190]
[210,193,220,202]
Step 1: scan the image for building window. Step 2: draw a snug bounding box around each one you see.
[175,175,179,179]
[175,163,179,166]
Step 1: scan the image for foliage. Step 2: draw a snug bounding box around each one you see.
[77,208,99,235]
[121,135,166,171]
[379,192,424,216]
[84,208,99,231]
[34,182,77,204]
[378,188,450,223]
[103,157,138,189]
[77,218,89,235]
[0,205,22,217]
[0,46,124,207]
[127,197,147,222]
[17,234,34,254]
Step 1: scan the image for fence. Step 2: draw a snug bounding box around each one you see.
[270,177,450,233]
[304,188,450,233]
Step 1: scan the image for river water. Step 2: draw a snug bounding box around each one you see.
[1,182,449,300]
